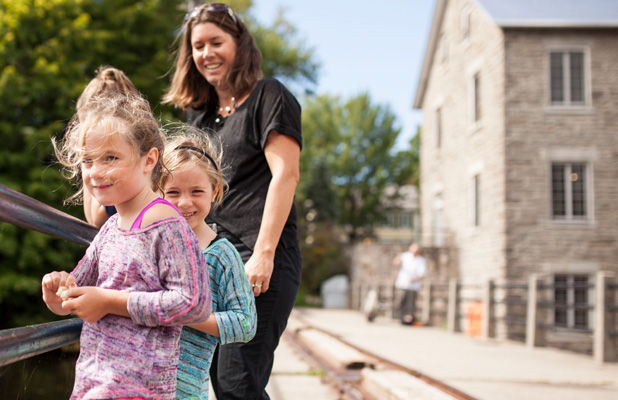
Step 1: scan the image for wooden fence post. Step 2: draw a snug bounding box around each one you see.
[447,278,459,333]
[422,281,432,326]
[482,279,494,340]
[526,274,544,348]
[594,271,616,363]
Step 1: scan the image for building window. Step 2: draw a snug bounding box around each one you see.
[554,274,589,330]
[551,163,587,220]
[549,50,587,106]
[435,108,442,148]
[472,174,480,226]
[471,72,481,123]
[461,6,471,40]
[398,212,413,228]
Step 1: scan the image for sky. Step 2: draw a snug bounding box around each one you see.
[252,0,436,149]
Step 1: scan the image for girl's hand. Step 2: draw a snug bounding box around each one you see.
[62,286,111,323]
[245,251,274,297]
[42,271,75,315]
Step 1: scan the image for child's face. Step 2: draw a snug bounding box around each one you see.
[81,124,153,207]
[162,166,217,231]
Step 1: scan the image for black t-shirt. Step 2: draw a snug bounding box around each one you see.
[189,78,302,251]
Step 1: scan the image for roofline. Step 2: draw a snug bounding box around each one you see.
[412,0,618,110]
[413,0,446,109]
[497,20,618,28]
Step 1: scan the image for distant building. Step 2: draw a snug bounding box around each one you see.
[414,0,618,348]
[374,184,420,244]
[348,184,419,311]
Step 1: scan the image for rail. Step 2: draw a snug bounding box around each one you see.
[352,271,618,363]
[0,183,97,366]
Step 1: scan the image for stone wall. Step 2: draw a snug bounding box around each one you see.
[420,0,508,285]
[503,28,618,279]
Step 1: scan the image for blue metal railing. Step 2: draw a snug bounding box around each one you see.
[0,183,97,366]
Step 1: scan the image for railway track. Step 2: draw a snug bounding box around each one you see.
[283,313,478,400]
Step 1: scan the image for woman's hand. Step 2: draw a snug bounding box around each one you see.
[245,250,274,297]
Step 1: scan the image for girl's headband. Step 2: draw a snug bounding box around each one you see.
[176,145,218,172]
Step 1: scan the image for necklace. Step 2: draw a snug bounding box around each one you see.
[215,96,239,125]
[218,96,238,115]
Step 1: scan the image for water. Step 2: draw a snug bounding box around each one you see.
[0,349,76,399]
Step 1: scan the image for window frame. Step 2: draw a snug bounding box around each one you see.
[550,162,592,223]
[553,274,591,331]
[469,72,481,125]
[471,174,480,227]
[546,47,591,110]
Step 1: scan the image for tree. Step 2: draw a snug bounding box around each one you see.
[299,93,419,242]
[0,0,319,328]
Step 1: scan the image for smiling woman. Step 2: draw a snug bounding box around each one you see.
[163,2,303,399]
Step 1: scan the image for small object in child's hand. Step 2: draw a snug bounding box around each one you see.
[56,283,76,301]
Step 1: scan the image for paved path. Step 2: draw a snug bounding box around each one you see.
[293,307,618,400]
[210,324,340,400]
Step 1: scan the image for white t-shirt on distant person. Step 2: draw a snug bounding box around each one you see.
[395,252,426,291]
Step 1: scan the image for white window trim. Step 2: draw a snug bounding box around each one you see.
[468,71,481,128]
[471,174,480,227]
[468,162,483,229]
[548,162,594,225]
[542,148,596,226]
[545,45,592,111]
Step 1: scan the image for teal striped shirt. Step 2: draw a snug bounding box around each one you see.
[176,237,257,399]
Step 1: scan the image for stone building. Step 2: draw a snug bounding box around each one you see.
[413,0,618,349]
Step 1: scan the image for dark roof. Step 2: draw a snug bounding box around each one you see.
[476,0,618,27]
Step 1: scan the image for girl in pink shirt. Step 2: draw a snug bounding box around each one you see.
[42,92,212,400]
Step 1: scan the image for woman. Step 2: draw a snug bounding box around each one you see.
[163,3,302,399]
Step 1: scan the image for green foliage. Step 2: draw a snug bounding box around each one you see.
[296,221,349,299]
[0,0,320,328]
[294,93,419,302]
[299,93,419,242]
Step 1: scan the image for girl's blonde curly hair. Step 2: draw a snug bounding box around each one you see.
[53,92,167,205]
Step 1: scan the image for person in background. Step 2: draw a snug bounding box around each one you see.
[163,3,302,398]
[42,92,212,400]
[160,130,256,399]
[76,66,137,228]
[393,243,426,325]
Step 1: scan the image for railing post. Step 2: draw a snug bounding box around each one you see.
[482,279,494,340]
[447,278,459,333]
[421,281,432,325]
[526,274,544,348]
[594,271,615,364]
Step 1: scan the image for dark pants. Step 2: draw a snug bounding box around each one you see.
[400,289,418,321]
[210,231,302,400]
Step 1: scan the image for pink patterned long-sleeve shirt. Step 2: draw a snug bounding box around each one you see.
[69,214,212,400]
